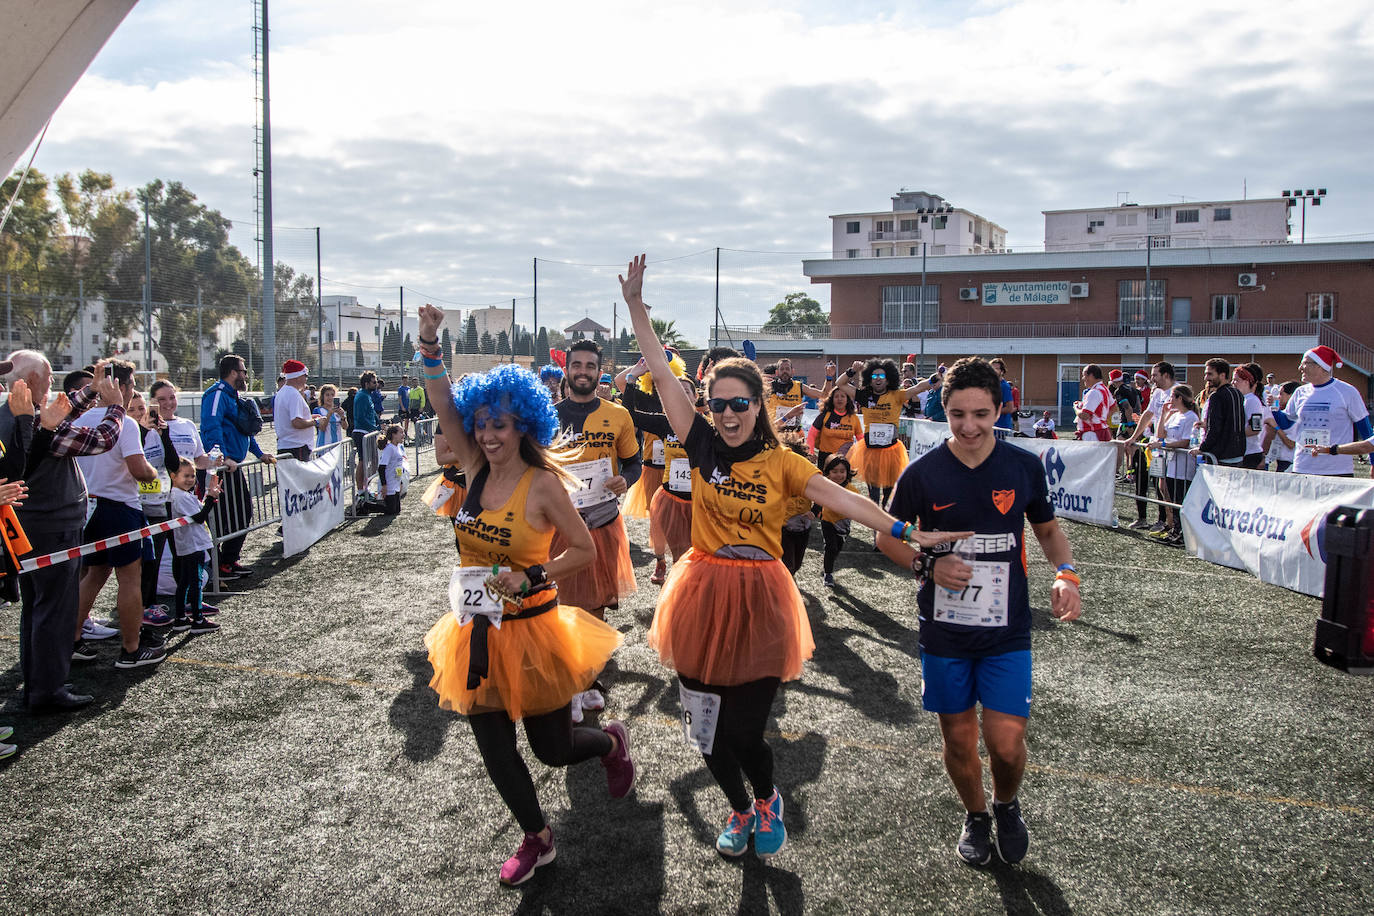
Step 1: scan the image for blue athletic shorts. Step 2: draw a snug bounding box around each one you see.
[920,650,1032,718]
[82,499,150,568]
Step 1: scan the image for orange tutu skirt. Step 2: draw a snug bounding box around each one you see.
[551,514,638,610]
[623,465,662,519]
[649,487,693,561]
[647,549,814,686]
[424,589,622,720]
[851,439,909,488]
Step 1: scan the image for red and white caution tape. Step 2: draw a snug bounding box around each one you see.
[18,516,195,573]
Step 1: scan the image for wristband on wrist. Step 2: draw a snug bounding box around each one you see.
[524,564,547,587]
[1055,570,1081,588]
[1329,444,1339,455]
[911,550,936,581]
[418,334,438,346]
[889,520,905,539]
[421,355,444,368]
[1056,563,1075,573]
[845,367,857,378]
[423,368,447,380]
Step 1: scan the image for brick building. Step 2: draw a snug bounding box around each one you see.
[717,241,1374,420]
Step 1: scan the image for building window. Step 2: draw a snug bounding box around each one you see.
[931,216,948,230]
[1151,208,1167,220]
[1150,236,1171,248]
[347,331,355,342]
[374,326,380,336]
[1088,219,1105,228]
[846,221,860,233]
[908,247,918,256]
[132,341,141,351]
[881,285,939,333]
[899,219,918,232]
[846,249,858,259]
[1118,279,1166,330]
[1308,292,1336,321]
[1116,212,1138,227]
[327,330,335,342]
[92,334,99,345]
[1175,209,1200,223]
[875,219,893,232]
[1211,294,1238,321]
[1214,208,1231,221]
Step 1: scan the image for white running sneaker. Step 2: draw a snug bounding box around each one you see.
[570,692,584,724]
[580,688,606,712]
[82,618,120,641]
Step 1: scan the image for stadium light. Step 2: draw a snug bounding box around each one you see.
[1314,506,1374,675]
[1285,186,1326,242]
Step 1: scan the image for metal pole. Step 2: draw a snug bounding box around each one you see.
[337,299,343,386]
[611,301,617,368]
[919,242,927,369]
[259,0,277,374]
[510,298,516,364]
[4,274,10,349]
[143,198,153,368]
[316,227,323,376]
[533,257,538,358]
[246,294,253,380]
[1144,235,1152,362]
[78,278,84,367]
[713,247,720,347]
[399,285,404,357]
[197,287,203,391]
[1301,198,1307,243]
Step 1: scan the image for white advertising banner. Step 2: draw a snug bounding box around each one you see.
[1180,465,1374,597]
[900,419,1118,526]
[277,446,347,558]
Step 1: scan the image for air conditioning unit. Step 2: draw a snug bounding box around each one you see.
[1070,282,1090,298]
[1238,272,1259,288]
[958,287,979,301]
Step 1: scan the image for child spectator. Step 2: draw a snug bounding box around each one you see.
[169,458,221,634]
[313,384,346,448]
[377,424,407,516]
[814,455,859,587]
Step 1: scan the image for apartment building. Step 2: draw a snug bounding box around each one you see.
[831,190,1009,259]
[1044,198,1291,252]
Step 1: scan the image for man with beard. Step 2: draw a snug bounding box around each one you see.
[553,339,643,721]
[201,355,275,582]
[765,358,830,433]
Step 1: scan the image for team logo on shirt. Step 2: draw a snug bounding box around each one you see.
[708,467,730,486]
[992,489,1015,515]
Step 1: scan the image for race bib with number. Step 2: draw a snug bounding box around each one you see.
[651,439,665,464]
[1149,448,1164,477]
[933,560,1010,627]
[869,423,896,446]
[448,565,511,629]
[1300,427,1330,449]
[678,683,722,754]
[668,458,692,492]
[567,457,614,509]
[138,470,170,506]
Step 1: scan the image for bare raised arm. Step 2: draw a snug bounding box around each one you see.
[620,255,695,443]
[417,304,481,471]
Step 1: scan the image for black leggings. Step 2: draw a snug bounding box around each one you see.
[1130,448,1158,522]
[821,521,846,575]
[780,527,810,574]
[679,675,780,813]
[172,552,204,616]
[1242,452,1264,469]
[468,704,612,834]
[866,484,893,506]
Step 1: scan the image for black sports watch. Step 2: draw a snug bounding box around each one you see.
[911,551,936,583]
[1329,444,1340,456]
[524,564,548,587]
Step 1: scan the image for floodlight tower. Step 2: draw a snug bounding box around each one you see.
[253,0,276,374]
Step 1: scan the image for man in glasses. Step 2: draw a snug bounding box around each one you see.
[764,358,831,433]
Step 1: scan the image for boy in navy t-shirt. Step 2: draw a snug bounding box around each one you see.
[878,357,1082,868]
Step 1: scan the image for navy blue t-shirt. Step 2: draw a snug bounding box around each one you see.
[995,380,1015,430]
[888,439,1055,658]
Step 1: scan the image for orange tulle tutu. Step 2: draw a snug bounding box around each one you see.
[623,465,661,519]
[851,438,909,488]
[424,589,622,720]
[649,487,693,561]
[647,549,814,686]
[551,514,638,610]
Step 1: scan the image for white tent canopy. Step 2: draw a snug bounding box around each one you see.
[1,0,138,176]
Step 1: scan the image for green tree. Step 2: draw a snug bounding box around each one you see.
[479,330,494,354]
[441,327,453,362]
[496,330,510,356]
[464,315,479,353]
[762,292,828,332]
[354,335,364,367]
[650,317,691,349]
[536,326,549,360]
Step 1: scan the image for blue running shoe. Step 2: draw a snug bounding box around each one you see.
[993,797,1029,864]
[957,811,993,865]
[753,789,787,859]
[716,808,755,857]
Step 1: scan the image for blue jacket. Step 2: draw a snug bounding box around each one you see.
[353,387,380,433]
[201,380,264,462]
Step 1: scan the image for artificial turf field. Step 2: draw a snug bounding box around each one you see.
[2,448,1371,916]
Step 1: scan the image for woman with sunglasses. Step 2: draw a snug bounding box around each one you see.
[620,255,968,861]
[416,305,636,887]
[837,358,930,506]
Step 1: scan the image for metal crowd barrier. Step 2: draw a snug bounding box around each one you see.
[1112,440,1219,514]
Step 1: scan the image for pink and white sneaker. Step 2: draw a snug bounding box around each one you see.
[499,829,555,886]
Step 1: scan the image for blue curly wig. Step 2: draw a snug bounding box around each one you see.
[452,363,560,446]
[538,364,564,383]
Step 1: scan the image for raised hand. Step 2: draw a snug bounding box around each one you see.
[417,303,444,340]
[206,474,223,498]
[39,392,71,431]
[618,254,648,308]
[6,379,32,417]
[91,361,121,407]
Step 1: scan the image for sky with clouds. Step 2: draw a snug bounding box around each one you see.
[17,0,1374,347]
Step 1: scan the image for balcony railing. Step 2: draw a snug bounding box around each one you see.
[868,229,923,241]
[712,319,1330,342]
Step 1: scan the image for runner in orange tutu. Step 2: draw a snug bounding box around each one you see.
[837,358,931,507]
[416,305,636,888]
[552,338,642,720]
[617,358,697,584]
[621,255,968,862]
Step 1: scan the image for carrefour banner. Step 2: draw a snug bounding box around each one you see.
[1181,465,1374,597]
[901,419,1117,526]
[277,446,347,558]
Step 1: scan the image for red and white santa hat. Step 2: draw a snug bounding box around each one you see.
[282,358,308,379]
[1133,370,1150,383]
[1108,369,1123,382]
[1303,345,1342,372]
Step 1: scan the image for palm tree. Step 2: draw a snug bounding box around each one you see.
[650,318,691,349]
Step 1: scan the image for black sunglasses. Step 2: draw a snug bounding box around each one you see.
[708,396,755,414]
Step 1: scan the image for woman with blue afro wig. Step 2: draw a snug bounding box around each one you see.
[413,304,638,886]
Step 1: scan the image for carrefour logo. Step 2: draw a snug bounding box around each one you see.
[1199,499,1296,543]
[1043,448,1066,487]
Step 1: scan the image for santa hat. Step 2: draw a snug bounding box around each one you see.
[282,359,308,380]
[1133,370,1149,383]
[1304,346,1341,372]
[1108,369,1123,382]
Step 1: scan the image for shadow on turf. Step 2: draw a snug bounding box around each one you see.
[787,594,919,725]
[387,650,462,762]
[1029,606,1141,644]
[985,862,1072,916]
